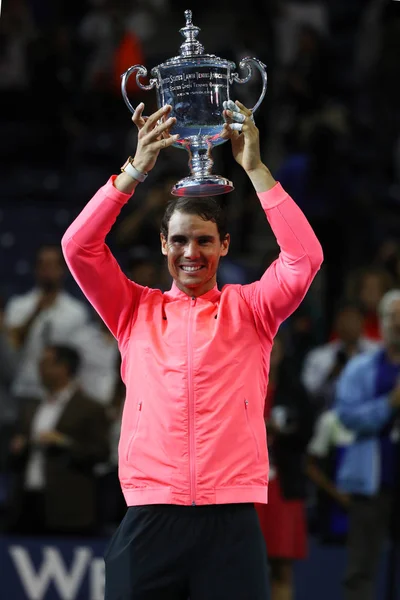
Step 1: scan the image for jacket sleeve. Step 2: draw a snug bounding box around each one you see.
[335,357,394,434]
[61,176,144,349]
[239,183,323,338]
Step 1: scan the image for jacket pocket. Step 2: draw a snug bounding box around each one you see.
[244,399,260,461]
[125,401,143,462]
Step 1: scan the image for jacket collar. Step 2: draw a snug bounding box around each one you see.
[167,281,221,302]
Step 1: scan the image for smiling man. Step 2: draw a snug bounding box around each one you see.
[160,196,229,296]
[61,100,323,600]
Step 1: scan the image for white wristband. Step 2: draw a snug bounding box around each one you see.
[121,160,148,183]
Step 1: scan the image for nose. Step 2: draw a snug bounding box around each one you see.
[184,241,200,260]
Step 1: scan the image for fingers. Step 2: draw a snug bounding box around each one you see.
[223,100,241,114]
[223,100,254,133]
[132,102,146,128]
[158,134,179,149]
[220,122,240,140]
[146,116,177,142]
[235,100,253,118]
[143,104,173,131]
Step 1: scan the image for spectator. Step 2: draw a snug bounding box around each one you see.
[372,237,400,288]
[306,408,354,545]
[4,244,90,403]
[334,288,400,600]
[4,344,110,536]
[342,264,393,341]
[301,300,379,414]
[255,333,315,600]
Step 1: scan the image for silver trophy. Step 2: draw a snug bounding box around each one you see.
[121,10,267,197]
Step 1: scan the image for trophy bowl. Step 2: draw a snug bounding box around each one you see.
[121,10,267,197]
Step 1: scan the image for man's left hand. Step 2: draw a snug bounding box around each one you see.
[221,100,262,173]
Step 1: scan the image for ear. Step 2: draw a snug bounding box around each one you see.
[220,234,230,257]
[160,233,168,256]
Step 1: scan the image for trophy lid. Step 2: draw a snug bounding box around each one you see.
[151,10,236,72]
[179,10,204,56]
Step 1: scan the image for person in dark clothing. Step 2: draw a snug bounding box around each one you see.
[255,333,315,600]
[5,344,110,536]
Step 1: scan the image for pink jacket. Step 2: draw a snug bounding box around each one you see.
[61,176,323,506]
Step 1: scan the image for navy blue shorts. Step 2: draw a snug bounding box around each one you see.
[104,503,270,600]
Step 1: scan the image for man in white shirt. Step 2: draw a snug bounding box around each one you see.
[4,244,89,401]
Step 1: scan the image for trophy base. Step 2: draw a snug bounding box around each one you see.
[171,175,234,197]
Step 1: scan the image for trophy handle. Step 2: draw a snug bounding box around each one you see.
[121,65,157,114]
[230,57,268,115]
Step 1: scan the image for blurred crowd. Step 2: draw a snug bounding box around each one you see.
[1,0,400,598]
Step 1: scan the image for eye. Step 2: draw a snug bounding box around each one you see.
[198,238,211,245]
[170,236,186,245]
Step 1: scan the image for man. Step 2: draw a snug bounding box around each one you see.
[301,300,379,414]
[61,100,323,599]
[6,344,110,536]
[4,244,89,401]
[335,289,400,600]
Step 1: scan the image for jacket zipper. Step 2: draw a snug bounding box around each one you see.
[187,296,197,505]
[244,399,260,461]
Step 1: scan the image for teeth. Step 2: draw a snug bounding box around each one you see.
[181,266,202,272]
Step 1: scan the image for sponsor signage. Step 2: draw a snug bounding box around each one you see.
[0,536,108,600]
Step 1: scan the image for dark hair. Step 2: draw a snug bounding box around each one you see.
[47,344,81,377]
[160,196,228,241]
[35,244,65,266]
[333,298,365,317]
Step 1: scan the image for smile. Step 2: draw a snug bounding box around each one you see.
[180,266,204,272]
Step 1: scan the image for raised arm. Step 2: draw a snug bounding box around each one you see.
[222,100,323,335]
[61,179,140,346]
[61,104,179,346]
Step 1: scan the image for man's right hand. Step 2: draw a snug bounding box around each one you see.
[131,103,179,175]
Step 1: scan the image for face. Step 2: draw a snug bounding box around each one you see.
[161,211,229,297]
[35,247,65,291]
[335,308,364,343]
[359,274,385,312]
[381,298,400,351]
[39,348,66,390]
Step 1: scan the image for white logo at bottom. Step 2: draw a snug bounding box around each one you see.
[9,546,105,600]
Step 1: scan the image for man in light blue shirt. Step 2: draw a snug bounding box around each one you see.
[335,289,400,600]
